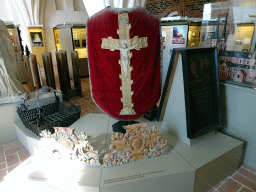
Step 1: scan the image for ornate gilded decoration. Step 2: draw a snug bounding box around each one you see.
[34,127,100,166]
[101,13,148,115]
[103,123,169,167]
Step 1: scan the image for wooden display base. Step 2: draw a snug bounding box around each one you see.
[9,114,243,192]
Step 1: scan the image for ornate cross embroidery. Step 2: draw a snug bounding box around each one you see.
[101,13,148,115]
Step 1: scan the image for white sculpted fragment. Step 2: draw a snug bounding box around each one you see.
[103,123,169,167]
[0,20,27,104]
[34,127,100,166]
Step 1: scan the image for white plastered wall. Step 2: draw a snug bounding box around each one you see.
[0,0,30,51]
[43,0,89,70]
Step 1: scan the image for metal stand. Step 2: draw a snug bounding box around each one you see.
[112,120,138,134]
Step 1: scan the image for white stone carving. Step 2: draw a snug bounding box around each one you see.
[0,20,28,104]
[34,127,100,166]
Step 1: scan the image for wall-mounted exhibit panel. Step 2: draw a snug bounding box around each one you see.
[72,26,89,77]
[161,21,188,89]
[53,27,61,51]
[187,22,202,48]
[53,25,89,77]
[28,27,46,67]
[233,23,255,52]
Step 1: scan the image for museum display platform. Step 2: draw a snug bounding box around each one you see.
[0,91,62,144]
[1,114,243,192]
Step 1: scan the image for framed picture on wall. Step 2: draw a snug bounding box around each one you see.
[234,23,255,52]
[30,32,44,47]
[172,26,187,45]
[82,39,86,47]
[74,40,80,48]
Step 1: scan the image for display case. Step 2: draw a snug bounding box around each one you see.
[28,26,46,67]
[72,26,89,77]
[53,25,89,77]
[202,1,256,88]
[187,21,202,48]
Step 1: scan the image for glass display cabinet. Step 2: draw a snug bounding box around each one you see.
[53,25,89,77]
[72,26,89,77]
[202,1,256,88]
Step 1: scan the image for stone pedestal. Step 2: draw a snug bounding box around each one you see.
[9,114,243,192]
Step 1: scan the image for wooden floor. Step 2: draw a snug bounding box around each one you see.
[1,66,255,191]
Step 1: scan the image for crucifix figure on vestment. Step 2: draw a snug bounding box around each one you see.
[110,40,138,77]
[101,13,148,115]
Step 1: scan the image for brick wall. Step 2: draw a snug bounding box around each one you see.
[146,0,229,18]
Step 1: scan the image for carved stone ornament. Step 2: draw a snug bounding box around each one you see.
[34,127,100,166]
[103,123,169,167]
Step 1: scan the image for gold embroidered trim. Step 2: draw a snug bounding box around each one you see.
[101,13,148,115]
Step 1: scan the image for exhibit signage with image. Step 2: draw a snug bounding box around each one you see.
[30,32,44,47]
[172,26,187,44]
[161,25,188,89]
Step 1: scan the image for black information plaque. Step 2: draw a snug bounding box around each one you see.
[158,47,222,139]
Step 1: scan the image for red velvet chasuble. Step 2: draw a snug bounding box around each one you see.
[87,8,161,120]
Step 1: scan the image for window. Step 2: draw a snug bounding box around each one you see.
[249,76,252,80]
[239,60,242,64]
[247,60,250,65]
[237,74,240,79]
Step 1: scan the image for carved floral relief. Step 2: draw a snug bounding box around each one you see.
[34,124,168,168]
[103,123,169,167]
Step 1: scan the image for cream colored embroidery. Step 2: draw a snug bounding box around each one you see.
[101,13,148,115]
